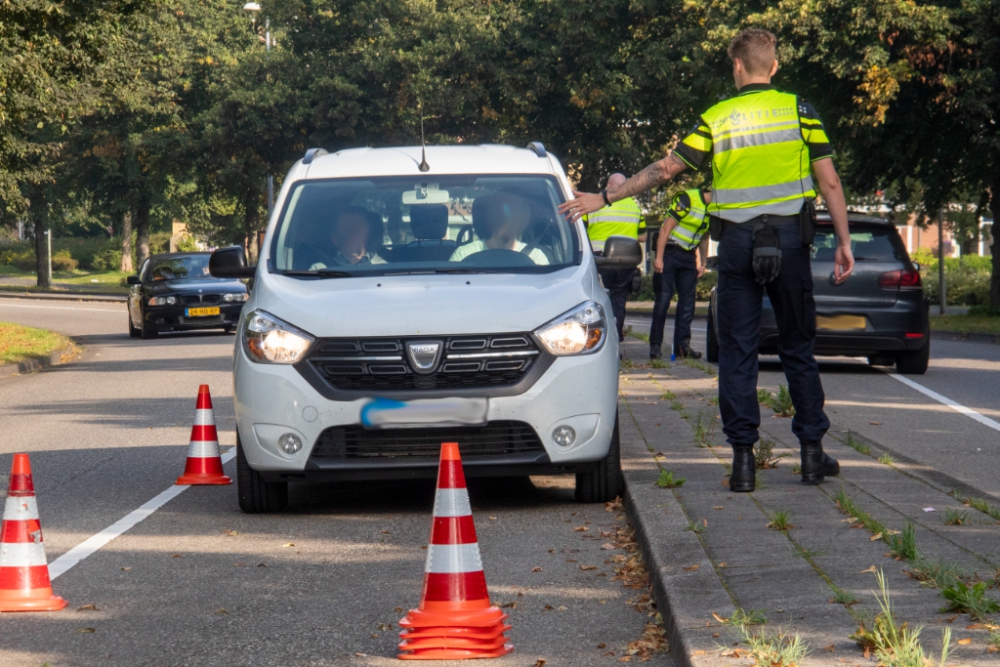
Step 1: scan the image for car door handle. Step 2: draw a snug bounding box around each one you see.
[828,271,842,287]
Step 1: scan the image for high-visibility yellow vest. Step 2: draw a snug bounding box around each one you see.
[691,90,815,223]
[585,197,646,250]
[666,189,708,250]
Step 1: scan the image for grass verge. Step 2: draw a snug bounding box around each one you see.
[0,322,73,365]
[929,313,1000,336]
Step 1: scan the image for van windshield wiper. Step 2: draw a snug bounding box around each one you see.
[279,269,355,278]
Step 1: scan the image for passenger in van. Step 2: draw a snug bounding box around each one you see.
[449,192,549,265]
[309,206,386,269]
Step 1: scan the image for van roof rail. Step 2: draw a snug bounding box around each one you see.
[302,148,329,164]
[526,142,546,158]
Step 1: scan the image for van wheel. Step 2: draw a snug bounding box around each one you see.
[236,435,288,513]
[575,411,623,503]
[896,339,930,375]
[706,308,719,364]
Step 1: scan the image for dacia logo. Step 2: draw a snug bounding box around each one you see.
[406,340,443,375]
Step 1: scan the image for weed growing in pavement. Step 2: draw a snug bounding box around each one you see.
[656,470,685,489]
[660,390,676,401]
[684,521,705,534]
[845,430,871,456]
[709,396,719,406]
[626,327,650,343]
[725,607,767,626]
[878,452,896,465]
[833,489,888,538]
[905,558,964,590]
[942,509,969,526]
[829,586,860,607]
[619,357,635,371]
[772,384,795,416]
[757,388,772,404]
[766,510,795,531]
[754,437,787,469]
[648,358,667,369]
[952,491,1000,522]
[670,400,685,412]
[851,570,952,667]
[740,627,808,667]
[886,523,919,561]
[693,411,717,447]
[791,463,802,474]
[683,358,716,376]
[988,631,1000,652]
[793,543,821,560]
[939,581,1000,621]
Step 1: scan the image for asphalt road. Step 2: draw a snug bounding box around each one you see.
[0,298,671,667]
[627,311,1000,499]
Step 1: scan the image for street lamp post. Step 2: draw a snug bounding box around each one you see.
[243,3,274,220]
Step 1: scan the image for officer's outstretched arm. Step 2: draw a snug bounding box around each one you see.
[811,158,855,283]
[558,154,688,221]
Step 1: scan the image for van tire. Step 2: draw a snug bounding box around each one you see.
[706,308,719,364]
[575,412,623,503]
[896,339,930,375]
[236,435,288,513]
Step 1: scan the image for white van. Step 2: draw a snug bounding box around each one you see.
[209,143,642,512]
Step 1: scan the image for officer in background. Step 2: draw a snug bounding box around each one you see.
[583,173,647,342]
[560,28,855,492]
[650,188,711,360]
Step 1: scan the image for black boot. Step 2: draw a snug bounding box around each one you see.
[729,446,756,492]
[650,345,662,360]
[800,441,840,485]
[677,345,703,360]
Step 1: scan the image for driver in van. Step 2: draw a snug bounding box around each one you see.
[309,206,386,269]
[449,192,549,264]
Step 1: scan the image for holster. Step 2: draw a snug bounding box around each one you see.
[709,216,724,242]
[800,201,817,246]
[752,222,781,285]
[631,272,642,294]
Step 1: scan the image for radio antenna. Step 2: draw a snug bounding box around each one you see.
[418,105,430,172]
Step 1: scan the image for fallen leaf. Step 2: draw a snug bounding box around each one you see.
[597,643,607,649]
[222,529,239,536]
[500,602,518,609]
[488,516,497,520]
[861,566,877,573]
[718,562,727,568]
[683,565,699,572]
[75,628,96,634]
[565,559,578,563]
[987,645,999,654]
[957,638,971,645]
[618,658,632,663]
[870,533,883,541]
[354,653,367,658]
[171,554,183,558]
[702,519,708,527]
[394,606,404,613]
[280,542,296,548]
[601,543,617,550]
[544,604,554,611]
[870,421,882,425]
[257,563,266,568]
[548,549,555,553]
[77,604,99,612]
[233,563,245,567]
[215,608,228,615]
[531,566,543,573]
[823,644,836,652]
[579,564,598,571]
[557,605,568,611]
[370,634,379,639]
[121,567,132,571]
[712,613,727,623]
[533,660,547,667]
[713,506,724,510]
[864,646,871,659]
[574,526,589,532]
[712,633,720,638]
[692,650,706,656]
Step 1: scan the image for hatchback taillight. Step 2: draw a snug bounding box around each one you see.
[878,269,922,290]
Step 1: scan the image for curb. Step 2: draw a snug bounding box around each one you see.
[930,329,1000,344]
[619,408,735,667]
[0,344,80,379]
[0,291,125,303]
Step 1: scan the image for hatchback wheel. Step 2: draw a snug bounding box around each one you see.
[896,339,930,375]
[127,310,141,338]
[139,308,158,339]
[236,435,288,513]
[575,411,623,503]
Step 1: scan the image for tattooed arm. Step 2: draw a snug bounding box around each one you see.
[558,152,689,221]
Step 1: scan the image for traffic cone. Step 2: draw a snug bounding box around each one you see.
[176,385,231,485]
[398,442,512,660]
[0,453,67,612]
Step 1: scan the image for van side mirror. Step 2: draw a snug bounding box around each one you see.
[210,246,256,279]
[595,236,643,269]
[126,275,141,286]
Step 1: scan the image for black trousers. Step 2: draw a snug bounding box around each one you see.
[716,222,830,448]
[650,246,698,350]
[599,268,635,342]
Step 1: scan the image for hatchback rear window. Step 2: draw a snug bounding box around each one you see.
[811,225,908,263]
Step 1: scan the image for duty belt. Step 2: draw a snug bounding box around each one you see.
[665,242,695,251]
[714,213,798,229]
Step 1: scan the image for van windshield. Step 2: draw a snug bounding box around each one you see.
[270,175,579,276]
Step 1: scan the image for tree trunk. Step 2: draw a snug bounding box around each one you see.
[29,186,49,288]
[120,210,134,273]
[134,195,151,268]
[991,185,1000,308]
[244,187,261,263]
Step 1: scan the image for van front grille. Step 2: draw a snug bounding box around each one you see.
[309,421,544,460]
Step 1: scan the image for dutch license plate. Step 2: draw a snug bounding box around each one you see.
[186,307,220,317]
[360,397,488,429]
[816,314,867,331]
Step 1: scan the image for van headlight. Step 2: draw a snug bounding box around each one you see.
[534,301,607,356]
[243,310,314,364]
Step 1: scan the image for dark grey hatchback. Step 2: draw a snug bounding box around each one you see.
[707,213,930,374]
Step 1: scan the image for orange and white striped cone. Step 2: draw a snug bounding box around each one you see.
[0,453,67,612]
[176,385,231,485]
[398,442,512,660]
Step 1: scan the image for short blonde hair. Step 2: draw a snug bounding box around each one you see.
[727,29,777,76]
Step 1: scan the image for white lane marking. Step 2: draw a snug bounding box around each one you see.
[0,302,122,314]
[885,372,1000,434]
[48,448,235,580]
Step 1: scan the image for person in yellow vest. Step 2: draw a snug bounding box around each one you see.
[583,173,647,342]
[560,29,855,493]
[650,188,711,360]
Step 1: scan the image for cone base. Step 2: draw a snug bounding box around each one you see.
[399,644,513,660]
[400,624,511,641]
[399,606,507,629]
[176,473,231,486]
[400,633,510,651]
[0,589,68,612]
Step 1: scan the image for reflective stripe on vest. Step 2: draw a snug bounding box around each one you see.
[703,90,815,223]
[586,198,643,242]
[669,189,709,251]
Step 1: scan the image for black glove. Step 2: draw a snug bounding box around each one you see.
[752,222,781,286]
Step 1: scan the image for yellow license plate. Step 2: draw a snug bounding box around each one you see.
[817,314,867,331]
[186,307,220,317]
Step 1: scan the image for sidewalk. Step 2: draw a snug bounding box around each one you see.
[617,338,1000,667]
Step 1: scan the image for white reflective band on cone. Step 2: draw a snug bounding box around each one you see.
[424,542,484,574]
[186,440,221,458]
[193,409,216,426]
[432,488,472,518]
[3,496,39,521]
[0,542,49,567]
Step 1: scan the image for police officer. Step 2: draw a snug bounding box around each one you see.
[560,28,855,492]
[650,188,710,360]
[583,173,647,342]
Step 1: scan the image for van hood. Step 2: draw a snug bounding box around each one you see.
[253,266,596,338]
